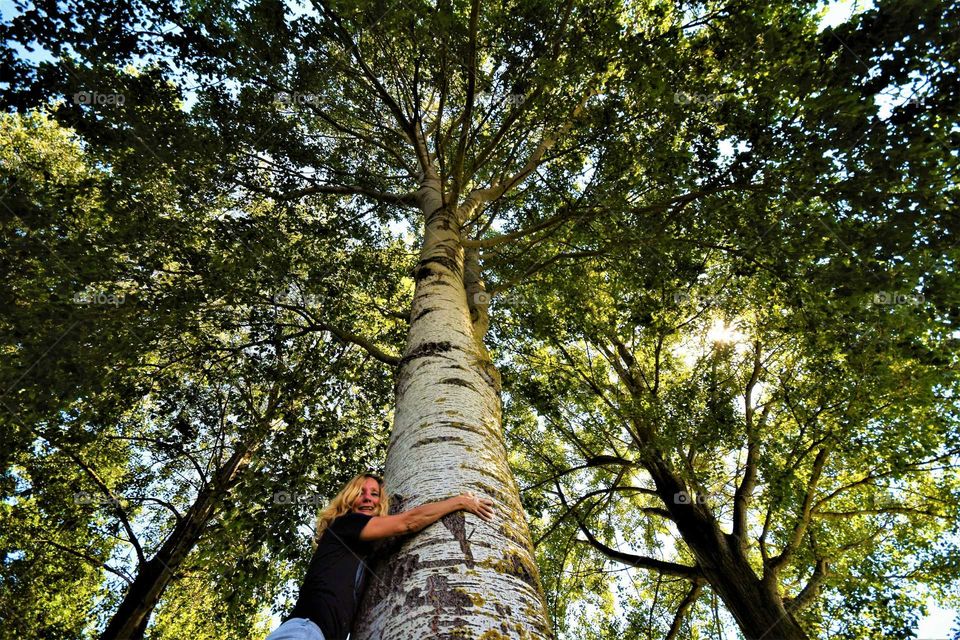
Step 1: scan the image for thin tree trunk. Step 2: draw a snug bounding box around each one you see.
[353,177,552,639]
[99,444,256,640]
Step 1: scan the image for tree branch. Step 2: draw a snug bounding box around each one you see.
[556,482,702,580]
[37,536,134,585]
[462,207,578,249]
[308,320,401,366]
[59,446,147,567]
[767,447,829,573]
[458,89,597,220]
[451,0,480,205]
[521,455,640,493]
[536,485,667,547]
[468,0,576,179]
[266,182,418,207]
[784,557,829,613]
[316,0,414,141]
[814,446,960,509]
[128,496,185,525]
[733,340,764,542]
[263,295,401,366]
[813,506,948,520]
[573,528,702,580]
[666,582,704,640]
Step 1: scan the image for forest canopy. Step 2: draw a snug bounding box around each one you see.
[1,0,958,638]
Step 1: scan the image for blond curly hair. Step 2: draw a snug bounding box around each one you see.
[313,473,389,548]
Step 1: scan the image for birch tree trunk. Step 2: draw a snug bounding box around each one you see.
[353,175,552,639]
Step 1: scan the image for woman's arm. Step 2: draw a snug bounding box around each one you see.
[359,493,495,541]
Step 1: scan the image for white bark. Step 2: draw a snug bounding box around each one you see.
[353,177,552,639]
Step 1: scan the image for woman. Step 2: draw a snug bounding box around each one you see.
[266,473,495,640]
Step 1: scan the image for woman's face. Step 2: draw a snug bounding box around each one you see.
[351,477,382,515]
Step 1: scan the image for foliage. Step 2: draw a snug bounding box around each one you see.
[0,107,404,637]
[2,0,958,637]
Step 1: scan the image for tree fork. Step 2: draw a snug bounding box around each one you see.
[644,456,809,640]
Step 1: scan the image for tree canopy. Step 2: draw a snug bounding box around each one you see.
[1,0,957,637]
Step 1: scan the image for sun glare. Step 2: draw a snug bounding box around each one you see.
[706,319,744,344]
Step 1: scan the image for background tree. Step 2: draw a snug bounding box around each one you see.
[1,106,403,638]
[497,1,960,636]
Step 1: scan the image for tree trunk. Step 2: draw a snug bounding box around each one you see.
[99,444,256,640]
[645,456,809,640]
[353,178,552,639]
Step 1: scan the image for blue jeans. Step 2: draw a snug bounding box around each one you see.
[265,618,326,640]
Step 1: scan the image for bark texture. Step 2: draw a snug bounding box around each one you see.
[353,177,552,639]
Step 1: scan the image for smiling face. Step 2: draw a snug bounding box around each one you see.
[351,477,382,516]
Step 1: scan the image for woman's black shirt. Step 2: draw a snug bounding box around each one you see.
[287,512,374,640]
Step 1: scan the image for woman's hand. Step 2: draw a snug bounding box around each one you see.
[459,492,495,521]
